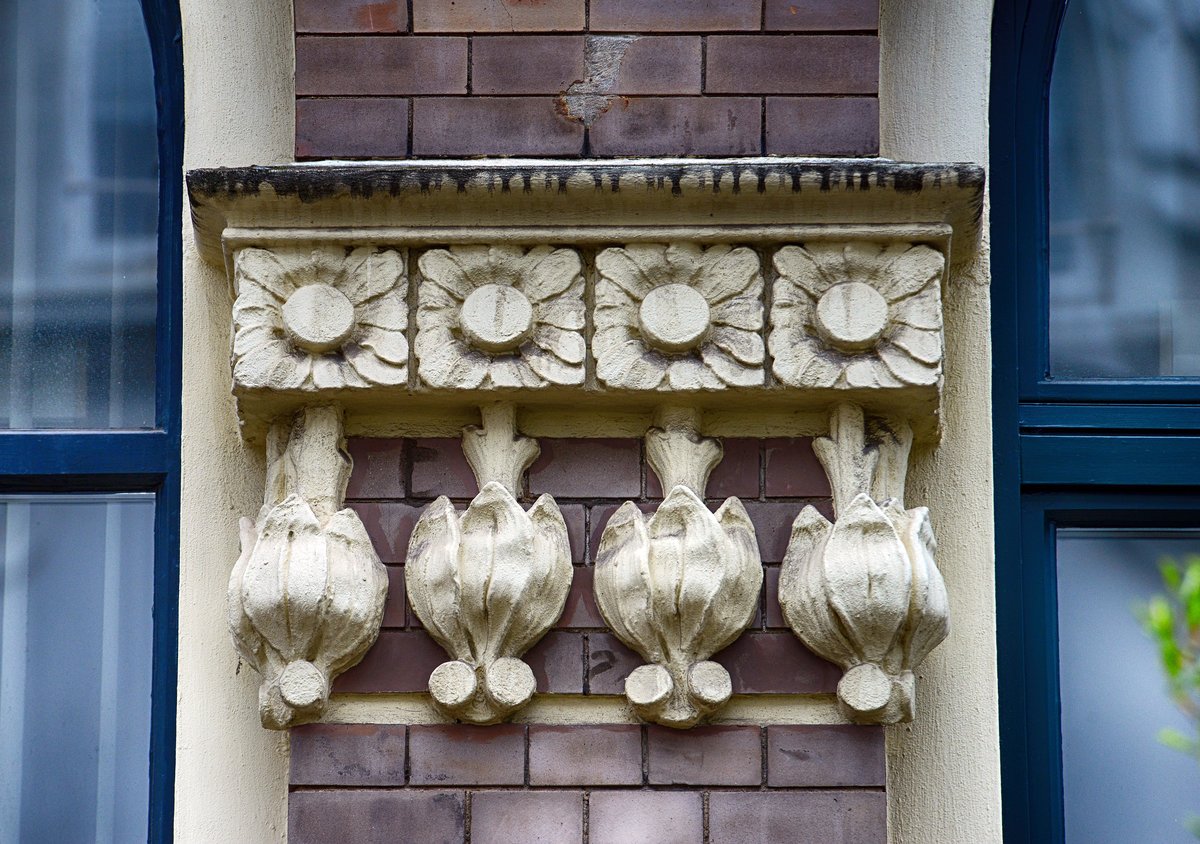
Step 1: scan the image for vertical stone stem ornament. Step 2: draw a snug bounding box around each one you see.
[228,406,389,729]
[405,403,573,724]
[778,404,950,724]
[593,407,763,728]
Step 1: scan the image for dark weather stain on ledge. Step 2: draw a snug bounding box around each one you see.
[186,159,985,206]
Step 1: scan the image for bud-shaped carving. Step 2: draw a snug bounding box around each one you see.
[594,408,762,728]
[778,403,950,724]
[405,404,572,723]
[228,405,389,729]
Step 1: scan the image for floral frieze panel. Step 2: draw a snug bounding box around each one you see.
[769,242,945,389]
[415,245,586,389]
[232,247,409,390]
[593,243,765,391]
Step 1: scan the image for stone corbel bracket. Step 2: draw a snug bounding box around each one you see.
[777,403,950,724]
[187,159,982,444]
[593,407,763,728]
[228,405,389,729]
[404,403,573,724]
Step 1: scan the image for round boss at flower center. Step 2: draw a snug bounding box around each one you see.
[638,283,711,353]
[460,283,535,353]
[814,281,889,353]
[281,283,356,353]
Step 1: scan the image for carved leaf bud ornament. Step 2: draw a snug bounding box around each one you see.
[228,406,389,729]
[405,404,573,723]
[778,404,950,724]
[593,408,763,728]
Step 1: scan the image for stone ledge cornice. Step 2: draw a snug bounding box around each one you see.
[187,157,985,267]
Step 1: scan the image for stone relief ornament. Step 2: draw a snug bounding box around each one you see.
[415,245,586,389]
[778,403,950,724]
[593,243,765,390]
[232,246,409,390]
[769,242,945,389]
[593,408,763,728]
[405,403,573,723]
[228,405,389,730]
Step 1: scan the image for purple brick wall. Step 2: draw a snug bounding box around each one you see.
[290,723,887,842]
[293,1,880,159]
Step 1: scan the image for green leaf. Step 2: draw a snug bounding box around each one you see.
[1159,727,1197,753]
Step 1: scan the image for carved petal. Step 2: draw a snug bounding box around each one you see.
[359,327,409,366]
[341,249,405,306]
[666,356,723,391]
[779,505,859,668]
[704,497,764,652]
[237,248,296,300]
[536,297,586,330]
[710,326,764,366]
[696,246,762,304]
[319,509,389,675]
[359,291,408,331]
[823,494,913,665]
[593,502,660,662]
[893,505,950,668]
[525,248,583,302]
[710,295,763,330]
[503,494,572,655]
[773,245,835,299]
[533,325,586,365]
[458,482,535,664]
[596,247,654,300]
[888,325,942,366]
[595,335,667,390]
[343,344,408,386]
[700,345,762,387]
[879,245,944,301]
[405,497,467,658]
[240,495,328,660]
[523,342,585,386]
[418,249,471,299]
[878,344,939,386]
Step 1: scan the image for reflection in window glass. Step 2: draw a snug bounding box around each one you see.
[1057,529,1200,844]
[0,0,158,428]
[1049,2,1200,378]
[0,494,155,841]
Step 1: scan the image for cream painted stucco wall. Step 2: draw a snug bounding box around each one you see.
[174,1,1002,842]
[175,1,294,841]
[881,2,1003,843]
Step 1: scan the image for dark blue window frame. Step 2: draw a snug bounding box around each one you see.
[0,2,182,841]
[992,1,1200,841]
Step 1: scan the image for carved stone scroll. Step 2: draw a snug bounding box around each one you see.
[769,242,945,389]
[593,408,763,728]
[405,403,573,723]
[593,243,765,390]
[778,403,950,724]
[232,246,409,390]
[227,405,389,729]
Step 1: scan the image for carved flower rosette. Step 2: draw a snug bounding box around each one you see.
[594,486,763,728]
[593,243,765,390]
[228,406,389,729]
[405,482,573,724]
[232,246,409,390]
[415,245,586,389]
[769,241,945,389]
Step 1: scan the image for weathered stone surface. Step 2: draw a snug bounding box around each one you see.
[593,243,764,391]
[232,246,408,391]
[778,404,950,723]
[406,406,573,723]
[593,412,762,727]
[770,242,945,389]
[228,406,389,728]
[416,245,586,389]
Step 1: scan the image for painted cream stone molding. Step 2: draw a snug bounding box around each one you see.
[227,405,389,729]
[416,245,586,389]
[593,408,763,728]
[594,243,764,390]
[232,246,408,390]
[405,403,573,723]
[769,242,945,389]
[778,403,950,724]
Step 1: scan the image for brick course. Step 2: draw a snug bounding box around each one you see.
[288,725,887,842]
[293,5,880,158]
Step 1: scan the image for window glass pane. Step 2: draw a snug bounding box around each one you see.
[0,0,158,428]
[1057,529,1200,843]
[1048,2,1200,379]
[0,494,155,842]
